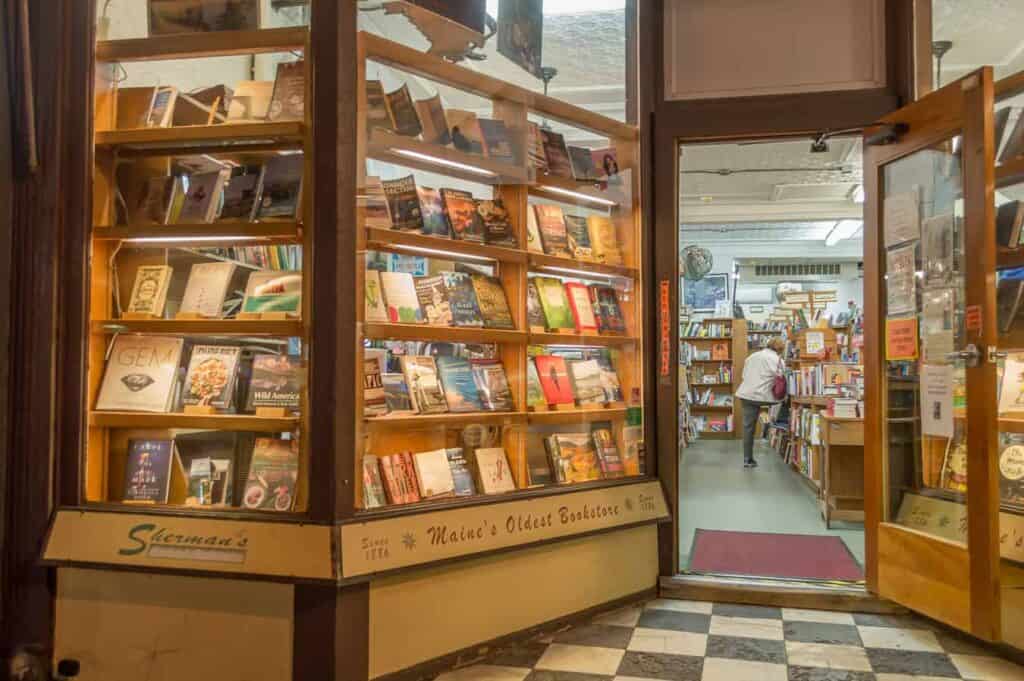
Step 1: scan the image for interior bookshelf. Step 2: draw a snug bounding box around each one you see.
[354,31,646,513]
[682,319,747,439]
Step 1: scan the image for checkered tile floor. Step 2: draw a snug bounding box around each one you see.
[435,599,1024,681]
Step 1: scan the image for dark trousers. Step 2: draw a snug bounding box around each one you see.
[740,398,771,463]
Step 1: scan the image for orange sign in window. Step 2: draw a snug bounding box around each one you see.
[886,317,919,361]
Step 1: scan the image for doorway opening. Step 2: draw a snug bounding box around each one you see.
[677,136,866,585]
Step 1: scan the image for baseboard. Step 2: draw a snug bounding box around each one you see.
[370,587,656,681]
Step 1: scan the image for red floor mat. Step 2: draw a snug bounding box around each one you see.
[688,529,864,582]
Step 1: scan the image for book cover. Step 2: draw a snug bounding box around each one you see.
[526,441,553,486]
[242,438,299,511]
[476,199,516,247]
[586,216,624,265]
[415,274,453,326]
[96,335,184,412]
[998,276,1024,334]
[384,83,422,137]
[527,122,548,175]
[382,175,425,232]
[711,342,730,361]
[496,0,543,78]
[471,359,514,411]
[526,280,548,330]
[149,0,259,34]
[548,433,602,483]
[417,186,449,237]
[378,455,403,504]
[443,271,485,327]
[533,204,571,257]
[175,431,247,506]
[180,262,235,317]
[446,447,477,496]
[563,215,594,260]
[591,147,621,183]
[380,271,424,324]
[401,356,449,414]
[133,176,179,224]
[382,373,416,414]
[533,277,575,331]
[564,282,598,333]
[534,355,575,406]
[470,274,515,329]
[446,109,485,154]
[597,355,624,403]
[525,203,544,253]
[1000,433,1024,504]
[364,357,388,417]
[187,457,216,505]
[415,94,451,145]
[123,439,176,503]
[146,86,178,127]
[540,129,573,177]
[413,448,457,499]
[268,60,305,122]
[998,201,1024,248]
[526,358,547,410]
[361,176,392,229]
[568,359,605,405]
[182,344,242,409]
[1000,354,1024,414]
[441,188,485,242]
[590,285,627,334]
[436,356,484,413]
[622,424,643,475]
[127,265,173,316]
[568,145,599,182]
[365,80,393,133]
[246,354,302,411]
[256,154,303,219]
[396,452,422,503]
[475,447,516,494]
[362,455,388,509]
[178,170,228,223]
[364,269,390,323]
[941,422,968,494]
[478,118,516,163]
[172,83,230,126]
[591,427,625,478]
[219,169,262,221]
[226,80,273,122]
[242,271,302,314]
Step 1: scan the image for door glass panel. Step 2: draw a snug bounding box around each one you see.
[882,137,967,542]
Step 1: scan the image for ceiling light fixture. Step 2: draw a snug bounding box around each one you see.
[390,149,497,178]
[537,185,618,207]
[852,185,865,204]
[825,220,862,247]
[535,266,620,281]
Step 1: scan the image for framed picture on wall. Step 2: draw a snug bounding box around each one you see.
[683,273,729,312]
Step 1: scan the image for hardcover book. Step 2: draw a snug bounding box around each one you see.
[401,356,449,414]
[415,274,453,326]
[382,373,416,414]
[395,452,422,503]
[477,118,516,163]
[378,455,404,504]
[526,358,547,410]
[443,271,485,327]
[597,355,624,403]
[564,282,598,333]
[246,354,302,411]
[364,358,388,417]
[380,271,424,324]
[241,271,302,314]
[148,0,259,34]
[541,129,573,177]
[219,169,262,221]
[242,438,299,512]
[475,447,516,494]
[525,203,544,253]
[526,280,548,330]
[586,216,624,265]
[436,357,484,413]
[383,175,424,231]
[123,439,178,503]
[417,186,449,237]
[546,433,602,484]
[476,199,516,247]
[563,215,594,260]
[175,431,246,506]
[365,80,393,133]
[526,441,553,486]
[127,265,173,316]
[470,274,515,329]
[568,145,599,182]
[182,344,242,409]
[472,359,514,411]
[413,448,457,499]
[445,109,485,154]
[362,455,388,509]
[256,154,304,219]
[146,86,178,127]
[226,80,273,122]
[591,427,625,478]
[415,94,451,146]
[364,269,390,323]
[526,122,548,174]
[568,359,606,406]
[533,204,571,257]
[96,335,184,412]
[533,277,575,331]
[267,60,305,122]
[446,447,477,496]
[384,83,423,137]
[178,170,228,223]
[187,457,215,505]
[133,176,180,225]
[441,188,485,242]
[534,355,575,406]
[590,285,627,334]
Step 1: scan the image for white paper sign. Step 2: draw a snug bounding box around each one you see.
[805,331,825,356]
[885,243,917,316]
[920,363,954,439]
[884,189,921,248]
[999,354,1024,414]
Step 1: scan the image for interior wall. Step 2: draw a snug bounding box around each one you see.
[368,525,659,679]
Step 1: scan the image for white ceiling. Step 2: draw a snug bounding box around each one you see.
[934,0,1024,82]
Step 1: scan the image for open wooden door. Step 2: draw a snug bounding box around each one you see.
[864,67,1001,640]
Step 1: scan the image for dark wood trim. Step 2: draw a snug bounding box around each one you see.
[334,583,369,681]
[0,0,13,624]
[370,587,655,681]
[886,0,916,109]
[293,584,341,681]
[624,0,637,127]
[660,575,903,613]
[914,0,933,98]
[862,141,883,597]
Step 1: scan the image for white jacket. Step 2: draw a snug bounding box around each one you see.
[735,348,785,403]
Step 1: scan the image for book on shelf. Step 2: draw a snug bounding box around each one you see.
[401,356,449,414]
[148,0,259,34]
[132,176,182,225]
[526,358,547,411]
[363,357,388,417]
[246,354,302,412]
[226,80,274,122]
[416,186,449,237]
[470,274,515,329]
[587,216,624,265]
[526,280,548,331]
[592,148,621,183]
[546,433,602,484]
[441,188,485,242]
[241,271,301,314]
[268,60,305,122]
[178,170,229,223]
[564,215,594,260]
[446,109,485,155]
[362,455,388,509]
[379,454,412,505]
[496,0,542,75]
[596,355,624,403]
[415,274,453,326]
[568,146,599,182]
[219,169,263,221]
[564,282,598,333]
[568,359,606,406]
[533,204,571,257]
[380,271,424,324]
[476,199,516,247]
[361,176,392,229]
[446,447,477,497]
[182,345,241,410]
[471,359,514,411]
[540,129,573,178]
[256,154,303,219]
[622,424,642,475]
[443,271,485,327]
[477,118,516,164]
[185,456,230,507]
[525,202,544,253]
[382,175,424,232]
[591,426,625,478]
[364,269,390,323]
[127,265,173,317]
[940,422,968,494]
[146,86,178,128]
[1000,433,1024,504]
[526,121,548,175]
[710,341,730,361]
[96,335,184,412]
[176,431,248,505]
[999,354,1024,414]
[412,448,457,499]
[998,272,1024,334]
[384,84,423,137]
[436,356,485,413]
[533,276,575,331]
[123,439,182,503]
[415,94,451,146]
[475,447,516,494]
[381,373,416,414]
[534,354,575,407]
[115,87,160,130]
[241,438,298,512]
[590,285,626,335]
[365,80,393,133]
[997,201,1024,248]
[173,84,231,126]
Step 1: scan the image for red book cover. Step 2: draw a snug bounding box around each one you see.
[564,282,598,333]
[534,355,575,406]
[398,451,422,503]
[379,455,403,505]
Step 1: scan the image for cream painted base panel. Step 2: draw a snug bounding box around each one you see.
[53,567,294,681]
[368,525,660,679]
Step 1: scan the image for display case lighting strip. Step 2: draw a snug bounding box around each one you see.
[536,265,621,281]
[124,236,270,243]
[382,243,496,265]
[391,149,497,177]
[537,185,618,207]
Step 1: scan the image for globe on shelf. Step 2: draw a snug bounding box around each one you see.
[682,245,713,281]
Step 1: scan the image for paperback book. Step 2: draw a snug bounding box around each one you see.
[546,433,602,484]
[361,177,392,229]
[471,359,514,411]
[590,285,627,334]
[526,359,547,410]
[475,447,516,494]
[443,271,485,327]
[441,188,485,242]
[534,355,575,406]
[470,274,515,329]
[478,118,516,163]
[365,80,393,133]
[380,271,424,324]
[182,345,242,409]
[568,359,606,406]
[364,358,388,417]
[364,269,390,323]
[415,275,453,326]
[526,280,548,330]
[382,373,416,414]
[591,427,625,478]
[446,109,485,154]
[564,215,594,260]
[526,121,548,174]
[565,282,598,333]
[246,354,302,411]
[568,145,599,181]
[123,439,179,503]
[178,170,229,223]
[533,277,575,331]
[362,455,388,509]
[242,438,299,512]
[127,265,173,317]
[219,169,262,221]
[241,271,302,314]
[417,186,449,237]
[415,94,451,145]
[541,129,573,177]
[384,84,423,137]
[436,357,485,413]
[526,442,554,486]
[587,216,624,265]
[525,204,544,253]
[413,448,457,499]
[267,60,305,122]
[383,175,425,232]
[534,204,572,257]
[95,335,184,412]
[401,356,449,414]
[476,199,516,247]
[446,448,477,496]
[256,154,303,219]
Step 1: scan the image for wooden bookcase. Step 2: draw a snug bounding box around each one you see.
[682,318,746,439]
[353,31,646,512]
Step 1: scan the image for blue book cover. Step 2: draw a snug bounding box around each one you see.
[436,356,484,412]
[443,272,485,327]
[446,447,477,496]
[123,439,176,503]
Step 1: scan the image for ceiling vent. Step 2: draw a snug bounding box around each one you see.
[737,260,858,282]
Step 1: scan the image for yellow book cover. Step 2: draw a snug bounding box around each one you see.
[586,216,624,265]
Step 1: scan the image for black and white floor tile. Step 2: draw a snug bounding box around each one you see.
[434,599,1024,681]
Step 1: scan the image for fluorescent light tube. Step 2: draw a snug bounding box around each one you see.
[390,149,497,177]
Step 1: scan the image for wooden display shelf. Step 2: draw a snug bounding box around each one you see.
[365,226,526,263]
[689,358,731,363]
[680,336,732,341]
[688,381,732,387]
[96,27,308,62]
[89,411,298,432]
[95,122,306,153]
[1001,418,1024,434]
[528,332,637,347]
[690,405,734,412]
[94,221,301,243]
[367,129,526,185]
[364,412,527,428]
[998,247,1024,270]
[996,157,1024,189]
[363,322,526,344]
[528,407,628,425]
[91,318,303,336]
[528,252,638,279]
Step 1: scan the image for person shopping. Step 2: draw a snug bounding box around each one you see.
[734,336,786,468]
